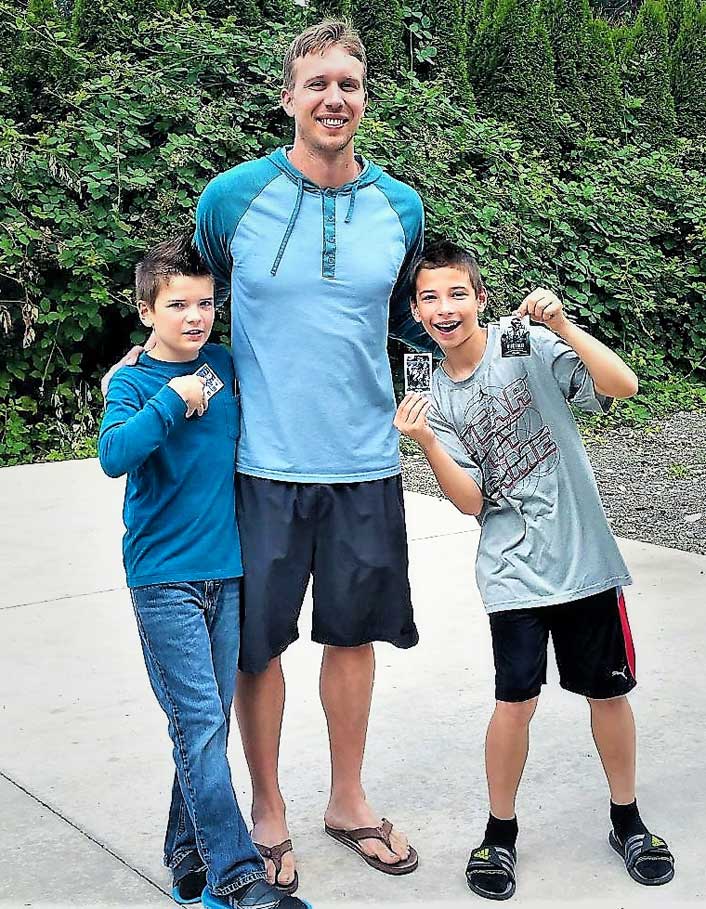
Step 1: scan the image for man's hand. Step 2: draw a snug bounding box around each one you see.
[394,393,436,451]
[168,375,208,418]
[100,332,157,398]
[515,288,568,332]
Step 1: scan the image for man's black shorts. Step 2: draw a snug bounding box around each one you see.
[489,587,637,702]
[235,473,419,673]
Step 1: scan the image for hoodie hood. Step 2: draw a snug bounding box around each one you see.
[267,146,384,192]
[267,147,384,275]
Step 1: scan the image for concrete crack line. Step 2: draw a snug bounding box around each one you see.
[0,769,168,900]
[0,586,126,612]
[409,528,479,543]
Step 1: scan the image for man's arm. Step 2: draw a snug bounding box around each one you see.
[379,179,438,354]
[394,393,483,516]
[194,178,233,311]
[100,334,155,399]
[517,289,638,398]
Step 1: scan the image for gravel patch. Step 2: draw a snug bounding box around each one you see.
[401,410,706,555]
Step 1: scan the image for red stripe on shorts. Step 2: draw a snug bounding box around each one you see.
[617,587,636,679]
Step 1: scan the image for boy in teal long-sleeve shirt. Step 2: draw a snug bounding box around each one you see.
[99,234,310,909]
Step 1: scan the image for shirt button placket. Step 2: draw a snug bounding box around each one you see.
[322,190,336,279]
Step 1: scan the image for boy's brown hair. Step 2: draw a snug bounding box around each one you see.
[135,232,212,308]
[411,241,485,298]
[282,19,367,94]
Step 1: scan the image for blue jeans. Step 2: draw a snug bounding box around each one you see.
[130,579,266,896]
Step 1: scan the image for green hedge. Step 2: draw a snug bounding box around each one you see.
[0,4,705,464]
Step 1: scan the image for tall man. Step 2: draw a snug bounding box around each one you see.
[195,20,429,890]
[107,20,428,893]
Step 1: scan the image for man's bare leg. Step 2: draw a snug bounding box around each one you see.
[588,695,636,803]
[321,643,411,865]
[234,657,296,887]
[486,697,538,819]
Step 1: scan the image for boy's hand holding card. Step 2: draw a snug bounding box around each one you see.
[515,287,567,331]
[168,374,207,418]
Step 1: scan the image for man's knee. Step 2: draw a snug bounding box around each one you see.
[236,655,283,689]
[323,642,374,662]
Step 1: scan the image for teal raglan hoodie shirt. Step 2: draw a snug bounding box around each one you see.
[195,147,428,484]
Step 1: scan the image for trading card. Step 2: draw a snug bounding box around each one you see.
[404,353,433,394]
[194,363,224,401]
[499,314,531,357]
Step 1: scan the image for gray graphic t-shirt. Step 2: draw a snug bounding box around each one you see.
[428,323,632,614]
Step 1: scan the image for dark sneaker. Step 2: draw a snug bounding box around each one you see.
[172,866,207,904]
[201,879,312,908]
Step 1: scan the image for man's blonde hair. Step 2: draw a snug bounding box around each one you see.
[282,19,368,94]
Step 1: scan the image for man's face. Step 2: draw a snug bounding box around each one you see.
[281,45,366,157]
[412,266,486,351]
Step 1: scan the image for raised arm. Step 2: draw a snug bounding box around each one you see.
[516,289,639,399]
[394,393,483,516]
[99,374,204,478]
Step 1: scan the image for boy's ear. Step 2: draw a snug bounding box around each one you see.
[137,300,153,328]
[477,287,488,312]
[410,298,422,323]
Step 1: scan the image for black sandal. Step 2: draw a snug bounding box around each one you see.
[609,830,675,886]
[465,844,517,901]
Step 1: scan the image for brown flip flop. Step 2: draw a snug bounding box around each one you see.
[324,817,419,875]
[253,839,299,895]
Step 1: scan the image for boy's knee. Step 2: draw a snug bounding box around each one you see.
[587,694,629,711]
[495,696,539,724]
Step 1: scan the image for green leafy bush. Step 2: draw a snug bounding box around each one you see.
[1,2,705,466]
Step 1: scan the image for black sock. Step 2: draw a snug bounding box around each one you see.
[482,813,519,852]
[468,814,518,896]
[610,799,648,843]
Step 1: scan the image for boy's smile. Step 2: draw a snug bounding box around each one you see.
[139,274,215,363]
[413,266,487,350]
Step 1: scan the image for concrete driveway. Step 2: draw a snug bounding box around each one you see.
[1,459,704,908]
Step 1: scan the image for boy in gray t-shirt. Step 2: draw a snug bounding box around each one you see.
[395,241,674,900]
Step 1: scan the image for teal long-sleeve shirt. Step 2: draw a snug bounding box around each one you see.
[99,344,242,588]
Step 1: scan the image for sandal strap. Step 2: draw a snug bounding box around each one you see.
[623,833,673,872]
[466,845,517,883]
[343,818,393,849]
[253,839,293,873]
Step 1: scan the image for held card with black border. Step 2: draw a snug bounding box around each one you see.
[499,315,531,358]
[404,353,433,394]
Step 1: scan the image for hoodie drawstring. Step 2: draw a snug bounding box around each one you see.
[270,173,359,276]
[344,182,358,224]
[271,177,304,276]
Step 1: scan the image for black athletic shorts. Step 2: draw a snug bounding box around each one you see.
[489,587,637,702]
[235,473,419,673]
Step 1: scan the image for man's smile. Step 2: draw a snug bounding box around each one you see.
[317,115,348,129]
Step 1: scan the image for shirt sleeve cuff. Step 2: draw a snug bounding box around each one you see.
[146,383,187,427]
